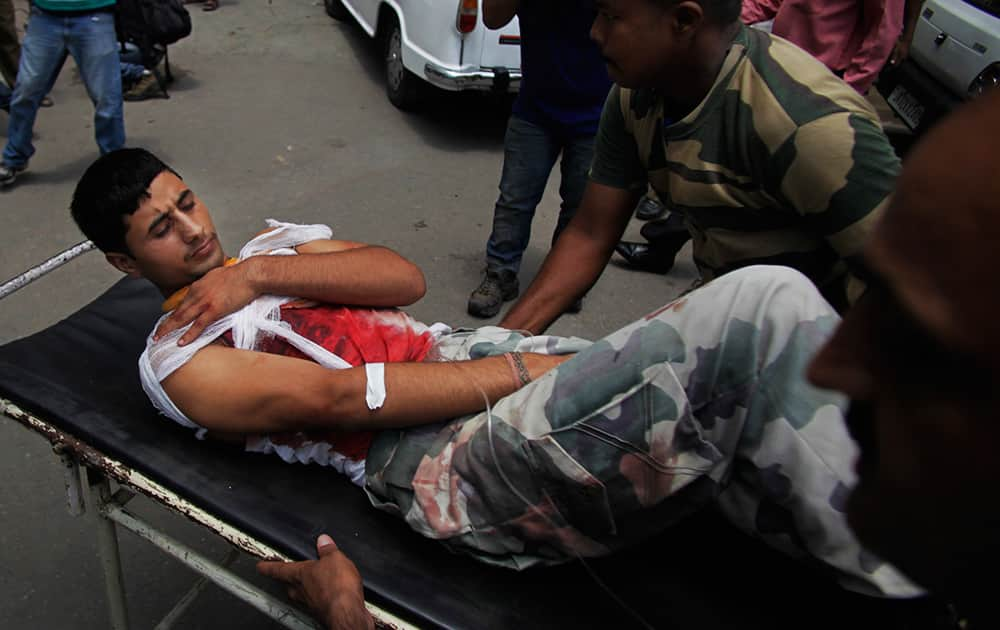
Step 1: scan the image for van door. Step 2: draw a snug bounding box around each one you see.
[911,0,1000,98]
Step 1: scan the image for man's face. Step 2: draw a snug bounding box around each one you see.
[807,95,1000,594]
[110,171,225,294]
[591,0,687,88]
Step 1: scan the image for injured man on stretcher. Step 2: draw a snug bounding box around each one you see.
[70,148,919,599]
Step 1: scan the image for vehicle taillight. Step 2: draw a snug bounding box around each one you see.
[457,0,477,34]
[968,63,1000,99]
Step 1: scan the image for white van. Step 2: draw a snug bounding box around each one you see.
[325,0,522,110]
[879,0,1000,132]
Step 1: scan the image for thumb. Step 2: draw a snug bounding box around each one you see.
[316,534,339,556]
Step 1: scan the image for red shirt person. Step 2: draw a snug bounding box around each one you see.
[741,0,907,93]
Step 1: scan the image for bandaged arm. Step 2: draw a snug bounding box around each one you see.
[161,345,571,435]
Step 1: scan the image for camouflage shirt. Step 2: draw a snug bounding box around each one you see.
[590,25,900,305]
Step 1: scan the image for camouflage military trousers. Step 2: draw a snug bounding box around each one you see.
[365,266,919,597]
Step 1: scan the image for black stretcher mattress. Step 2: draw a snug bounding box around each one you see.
[0,278,933,629]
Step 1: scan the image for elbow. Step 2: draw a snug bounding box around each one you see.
[399,263,426,306]
[318,370,370,432]
[482,16,505,29]
[482,5,515,30]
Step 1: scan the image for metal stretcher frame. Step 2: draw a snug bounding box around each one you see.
[0,245,413,630]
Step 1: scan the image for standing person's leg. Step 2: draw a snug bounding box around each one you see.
[469,115,560,318]
[552,132,597,312]
[1,7,65,183]
[0,0,19,88]
[552,132,594,241]
[120,61,145,86]
[66,10,123,155]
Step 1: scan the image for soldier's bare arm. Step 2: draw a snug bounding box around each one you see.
[482,0,520,29]
[500,181,639,334]
[162,345,573,435]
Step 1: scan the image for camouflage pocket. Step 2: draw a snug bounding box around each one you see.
[525,436,618,539]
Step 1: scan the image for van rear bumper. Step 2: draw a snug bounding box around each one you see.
[424,63,521,93]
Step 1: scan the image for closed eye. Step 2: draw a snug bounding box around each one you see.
[153,217,172,237]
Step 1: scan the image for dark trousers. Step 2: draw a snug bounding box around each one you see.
[0,0,19,87]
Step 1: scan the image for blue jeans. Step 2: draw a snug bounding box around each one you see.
[485,115,596,274]
[119,42,145,84]
[120,61,145,84]
[3,6,124,168]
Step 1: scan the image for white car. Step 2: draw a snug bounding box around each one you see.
[324,0,522,110]
[879,0,1000,133]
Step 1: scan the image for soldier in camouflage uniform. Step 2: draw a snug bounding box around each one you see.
[367,265,917,597]
[502,0,900,335]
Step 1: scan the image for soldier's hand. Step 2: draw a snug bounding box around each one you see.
[257,535,373,630]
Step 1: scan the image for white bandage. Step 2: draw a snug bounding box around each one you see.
[365,362,386,410]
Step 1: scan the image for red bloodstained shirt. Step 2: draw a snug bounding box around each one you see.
[221,302,436,460]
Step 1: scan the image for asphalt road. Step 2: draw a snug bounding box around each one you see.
[0,2,693,627]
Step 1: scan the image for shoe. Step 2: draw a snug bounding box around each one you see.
[0,163,25,187]
[124,72,162,101]
[640,213,686,240]
[468,269,519,318]
[40,95,53,107]
[614,241,677,274]
[635,196,666,221]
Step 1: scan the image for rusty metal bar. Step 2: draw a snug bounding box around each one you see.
[154,548,239,630]
[0,240,95,301]
[2,397,289,559]
[101,503,321,630]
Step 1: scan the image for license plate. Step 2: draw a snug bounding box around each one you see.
[887,84,926,130]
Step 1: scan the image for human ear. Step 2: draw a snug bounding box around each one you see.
[106,252,140,277]
[671,1,704,33]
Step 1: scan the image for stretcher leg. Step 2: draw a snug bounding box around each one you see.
[56,447,85,516]
[88,471,131,630]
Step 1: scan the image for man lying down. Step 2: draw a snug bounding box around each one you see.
[70,148,919,598]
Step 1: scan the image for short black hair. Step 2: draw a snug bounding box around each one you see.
[702,0,741,24]
[70,148,179,254]
[654,0,741,25]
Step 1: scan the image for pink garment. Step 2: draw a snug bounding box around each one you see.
[741,0,905,94]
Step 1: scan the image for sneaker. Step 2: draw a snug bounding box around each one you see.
[124,72,161,102]
[0,163,24,187]
[468,269,519,318]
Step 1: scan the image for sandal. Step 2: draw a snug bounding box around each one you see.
[202,0,218,11]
